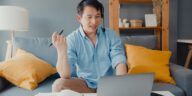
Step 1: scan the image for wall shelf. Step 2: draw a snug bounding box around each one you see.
[109,0,169,50]
[119,0,152,4]
[119,26,161,30]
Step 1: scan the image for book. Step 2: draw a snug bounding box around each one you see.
[152,91,175,96]
[35,89,97,96]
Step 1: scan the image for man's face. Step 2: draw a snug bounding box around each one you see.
[77,6,102,34]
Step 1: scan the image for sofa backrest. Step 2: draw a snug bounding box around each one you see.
[14,35,157,67]
[14,37,78,77]
[14,37,57,67]
[121,35,157,49]
[13,35,156,76]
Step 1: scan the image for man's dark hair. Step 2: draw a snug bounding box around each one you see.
[77,0,104,18]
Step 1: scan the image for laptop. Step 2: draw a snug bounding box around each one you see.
[97,73,155,96]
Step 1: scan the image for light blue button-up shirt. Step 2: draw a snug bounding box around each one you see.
[66,26,126,88]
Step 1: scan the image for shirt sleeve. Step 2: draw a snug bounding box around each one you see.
[108,30,127,69]
[66,35,77,77]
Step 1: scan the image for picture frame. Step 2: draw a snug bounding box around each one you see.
[145,14,157,27]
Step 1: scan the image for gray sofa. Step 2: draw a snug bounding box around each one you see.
[0,36,192,96]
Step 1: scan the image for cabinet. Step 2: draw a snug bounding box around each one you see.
[109,0,169,50]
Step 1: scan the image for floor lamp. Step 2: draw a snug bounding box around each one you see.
[0,6,29,60]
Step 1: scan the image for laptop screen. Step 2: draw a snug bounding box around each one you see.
[97,73,154,96]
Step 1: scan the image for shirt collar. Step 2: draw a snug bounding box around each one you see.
[79,25,102,38]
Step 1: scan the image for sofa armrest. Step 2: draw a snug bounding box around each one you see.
[0,78,3,91]
[0,77,9,91]
[170,63,192,96]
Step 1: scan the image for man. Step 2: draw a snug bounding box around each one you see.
[52,0,127,93]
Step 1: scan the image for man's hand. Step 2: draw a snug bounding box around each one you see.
[52,32,67,53]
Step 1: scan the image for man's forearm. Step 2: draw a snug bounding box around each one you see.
[116,63,127,75]
[56,51,70,79]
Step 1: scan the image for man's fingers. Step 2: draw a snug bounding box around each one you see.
[52,31,66,45]
[52,32,58,43]
[59,35,65,43]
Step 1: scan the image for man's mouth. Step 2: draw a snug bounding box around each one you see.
[89,26,97,30]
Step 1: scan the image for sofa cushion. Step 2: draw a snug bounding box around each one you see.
[0,74,59,96]
[125,44,175,84]
[0,49,57,90]
[152,82,185,96]
[121,35,156,49]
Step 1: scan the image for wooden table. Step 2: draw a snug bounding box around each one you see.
[177,39,192,68]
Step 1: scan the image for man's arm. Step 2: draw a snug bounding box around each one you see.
[52,32,70,79]
[108,30,127,75]
[116,63,127,75]
[56,50,70,79]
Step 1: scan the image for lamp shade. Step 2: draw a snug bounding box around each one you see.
[0,6,29,31]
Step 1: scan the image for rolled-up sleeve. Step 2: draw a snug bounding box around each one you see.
[109,30,127,69]
[66,36,77,77]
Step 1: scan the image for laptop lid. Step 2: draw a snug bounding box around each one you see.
[97,73,154,96]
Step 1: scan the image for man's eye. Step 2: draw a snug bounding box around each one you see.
[96,16,101,18]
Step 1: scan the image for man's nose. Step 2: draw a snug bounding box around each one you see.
[91,18,97,24]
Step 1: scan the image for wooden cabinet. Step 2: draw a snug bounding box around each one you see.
[109,0,169,50]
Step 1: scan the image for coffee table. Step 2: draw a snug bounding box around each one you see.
[35,91,174,96]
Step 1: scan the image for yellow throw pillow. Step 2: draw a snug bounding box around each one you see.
[0,49,57,90]
[125,44,175,84]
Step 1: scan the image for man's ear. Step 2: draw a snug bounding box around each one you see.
[76,15,81,22]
